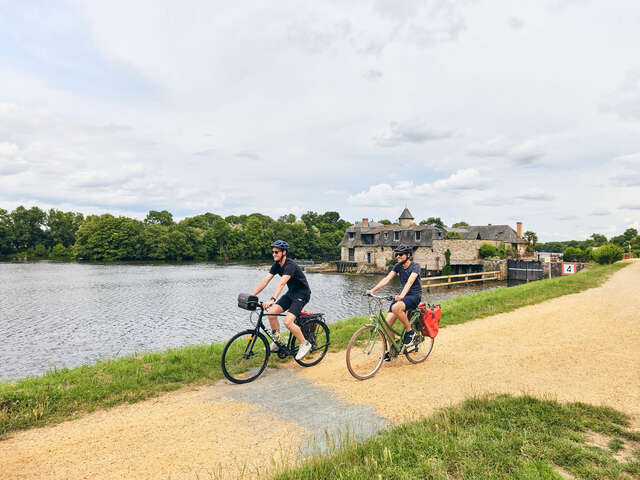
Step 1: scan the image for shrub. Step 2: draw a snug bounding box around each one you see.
[562,246,590,262]
[591,243,624,264]
[51,243,71,258]
[478,243,498,258]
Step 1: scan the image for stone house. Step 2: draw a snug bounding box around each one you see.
[339,208,529,274]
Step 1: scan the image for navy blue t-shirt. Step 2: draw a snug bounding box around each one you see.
[269,258,311,296]
[392,261,422,296]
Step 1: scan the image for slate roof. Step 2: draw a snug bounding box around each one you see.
[399,208,414,219]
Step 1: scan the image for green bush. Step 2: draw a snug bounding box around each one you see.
[478,243,498,258]
[51,243,71,258]
[562,246,590,262]
[591,243,624,264]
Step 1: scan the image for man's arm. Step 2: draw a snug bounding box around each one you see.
[395,272,419,300]
[262,274,291,309]
[366,271,396,294]
[252,273,274,296]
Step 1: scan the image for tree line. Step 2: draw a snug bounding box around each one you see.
[535,230,639,263]
[0,206,351,262]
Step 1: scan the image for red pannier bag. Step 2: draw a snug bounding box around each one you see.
[420,304,441,338]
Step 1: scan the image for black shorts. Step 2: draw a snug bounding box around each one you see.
[276,291,311,317]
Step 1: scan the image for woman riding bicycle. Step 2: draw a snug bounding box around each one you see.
[251,240,312,361]
[365,244,422,353]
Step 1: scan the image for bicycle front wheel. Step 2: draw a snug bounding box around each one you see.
[346,325,387,380]
[293,319,330,367]
[221,329,269,384]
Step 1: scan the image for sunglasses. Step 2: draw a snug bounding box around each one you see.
[272,250,282,255]
[396,253,406,256]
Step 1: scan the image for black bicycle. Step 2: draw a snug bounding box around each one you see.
[221,293,330,384]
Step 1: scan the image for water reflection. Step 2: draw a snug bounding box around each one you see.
[0,262,503,381]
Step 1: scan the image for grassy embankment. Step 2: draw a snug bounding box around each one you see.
[0,261,630,438]
[270,394,640,479]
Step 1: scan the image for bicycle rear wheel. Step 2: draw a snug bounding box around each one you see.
[293,319,330,367]
[221,329,269,384]
[346,325,387,380]
[405,331,434,364]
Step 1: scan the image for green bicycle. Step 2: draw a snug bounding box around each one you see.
[346,293,434,380]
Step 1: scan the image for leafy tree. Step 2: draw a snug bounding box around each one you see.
[420,217,446,229]
[45,209,84,248]
[10,206,47,250]
[445,231,462,239]
[379,219,392,225]
[590,233,607,246]
[524,231,538,248]
[452,221,469,228]
[591,244,624,265]
[277,213,296,223]
[144,210,174,226]
[0,208,11,255]
[74,215,144,261]
[562,246,590,263]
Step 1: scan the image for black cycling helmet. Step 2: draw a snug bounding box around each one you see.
[393,244,413,255]
[271,240,290,252]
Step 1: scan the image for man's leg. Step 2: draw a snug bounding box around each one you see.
[267,304,284,333]
[391,301,411,331]
[283,312,306,344]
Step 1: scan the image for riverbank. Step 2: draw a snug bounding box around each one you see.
[0,260,637,479]
[0,261,628,437]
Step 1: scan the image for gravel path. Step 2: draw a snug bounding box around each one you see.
[1,260,639,479]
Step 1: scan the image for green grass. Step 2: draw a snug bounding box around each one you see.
[0,261,630,438]
[270,394,640,480]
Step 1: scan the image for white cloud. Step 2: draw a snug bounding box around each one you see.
[348,169,488,206]
[0,142,19,156]
[375,121,453,147]
[468,136,545,165]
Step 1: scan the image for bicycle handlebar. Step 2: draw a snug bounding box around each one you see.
[363,293,394,301]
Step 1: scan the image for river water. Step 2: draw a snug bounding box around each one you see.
[0,261,504,381]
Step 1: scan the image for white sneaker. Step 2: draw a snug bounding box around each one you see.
[295,342,312,360]
[269,342,279,352]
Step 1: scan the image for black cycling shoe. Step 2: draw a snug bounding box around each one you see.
[383,352,392,362]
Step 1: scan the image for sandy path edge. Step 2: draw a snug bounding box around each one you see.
[1,260,638,480]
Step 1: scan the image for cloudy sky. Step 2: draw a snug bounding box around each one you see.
[1,0,639,241]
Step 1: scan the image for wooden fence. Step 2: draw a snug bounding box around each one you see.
[422,270,502,288]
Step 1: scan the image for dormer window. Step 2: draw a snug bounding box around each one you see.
[349,232,355,240]
[384,232,389,240]
[394,231,400,241]
[415,231,421,241]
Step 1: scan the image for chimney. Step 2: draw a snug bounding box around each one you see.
[516,221,523,238]
[362,218,369,227]
[487,223,492,226]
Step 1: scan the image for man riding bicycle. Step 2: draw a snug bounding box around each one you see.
[365,244,422,357]
[252,240,312,361]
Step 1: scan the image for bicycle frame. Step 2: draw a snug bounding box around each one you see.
[248,303,316,358]
[365,296,421,357]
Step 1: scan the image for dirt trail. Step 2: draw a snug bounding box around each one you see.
[2,261,639,479]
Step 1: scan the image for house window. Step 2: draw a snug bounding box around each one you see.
[384,232,388,240]
[348,232,355,240]
[394,231,400,241]
[415,231,421,241]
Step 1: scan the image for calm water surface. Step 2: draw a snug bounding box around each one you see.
[0,262,504,381]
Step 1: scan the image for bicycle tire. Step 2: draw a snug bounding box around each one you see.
[292,319,330,367]
[346,325,387,380]
[221,329,270,384]
[405,332,434,364]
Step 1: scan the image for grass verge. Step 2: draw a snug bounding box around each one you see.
[0,261,631,438]
[270,394,640,480]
